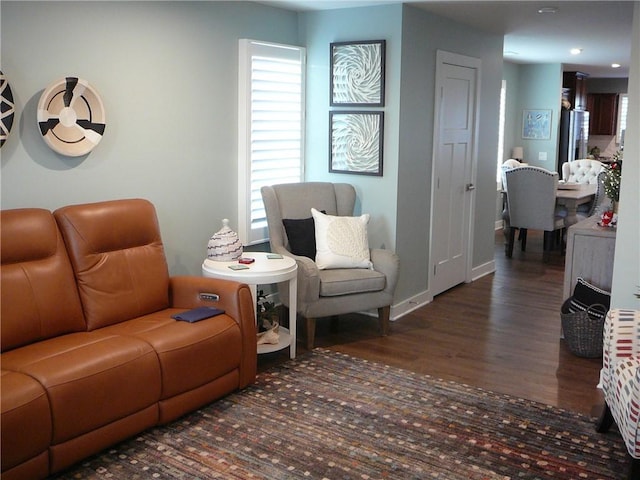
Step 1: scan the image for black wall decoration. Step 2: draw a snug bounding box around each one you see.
[0,71,15,148]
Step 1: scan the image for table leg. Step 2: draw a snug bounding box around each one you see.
[564,200,579,227]
[249,284,258,322]
[288,276,297,359]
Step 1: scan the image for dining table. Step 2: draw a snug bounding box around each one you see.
[556,183,597,226]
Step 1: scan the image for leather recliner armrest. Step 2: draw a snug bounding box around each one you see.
[169,276,257,387]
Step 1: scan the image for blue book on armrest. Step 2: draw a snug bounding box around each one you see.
[172,306,225,323]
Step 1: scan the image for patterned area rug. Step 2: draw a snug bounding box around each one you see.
[54,349,628,479]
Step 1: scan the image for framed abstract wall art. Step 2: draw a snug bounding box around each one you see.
[522,109,552,140]
[330,40,385,107]
[329,111,383,176]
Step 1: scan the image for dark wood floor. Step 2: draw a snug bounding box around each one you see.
[258,229,604,418]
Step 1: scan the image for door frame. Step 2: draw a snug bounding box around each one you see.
[428,50,481,298]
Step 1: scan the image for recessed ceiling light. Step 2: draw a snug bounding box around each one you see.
[538,7,558,14]
[612,63,621,68]
[570,48,583,55]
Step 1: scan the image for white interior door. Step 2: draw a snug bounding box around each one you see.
[430,51,479,297]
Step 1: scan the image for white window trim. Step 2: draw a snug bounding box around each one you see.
[238,39,305,245]
[496,79,507,187]
[617,93,628,146]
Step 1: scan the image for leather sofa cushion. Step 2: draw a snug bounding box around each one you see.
[1,332,161,445]
[54,199,170,330]
[102,310,242,401]
[0,370,51,475]
[1,209,86,351]
[319,268,386,297]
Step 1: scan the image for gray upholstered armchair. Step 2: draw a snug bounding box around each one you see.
[261,182,399,350]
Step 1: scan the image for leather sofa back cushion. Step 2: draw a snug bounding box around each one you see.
[54,199,170,330]
[1,209,86,351]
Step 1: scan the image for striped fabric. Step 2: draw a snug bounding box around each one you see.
[601,308,640,458]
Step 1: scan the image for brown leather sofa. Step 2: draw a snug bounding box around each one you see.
[1,199,257,480]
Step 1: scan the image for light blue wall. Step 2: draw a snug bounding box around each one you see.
[299,4,403,252]
[503,62,521,163]
[497,63,563,222]
[300,4,504,306]
[2,1,559,312]
[1,1,300,276]
[395,5,503,302]
[514,64,563,169]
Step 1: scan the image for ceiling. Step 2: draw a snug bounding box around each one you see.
[258,0,635,78]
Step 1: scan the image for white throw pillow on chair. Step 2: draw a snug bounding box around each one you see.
[311,208,372,270]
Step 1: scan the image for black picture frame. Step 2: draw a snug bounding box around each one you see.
[329,111,383,176]
[330,40,386,107]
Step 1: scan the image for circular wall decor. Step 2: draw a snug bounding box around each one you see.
[37,77,106,156]
[1,71,15,148]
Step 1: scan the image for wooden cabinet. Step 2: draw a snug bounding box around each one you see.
[563,216,616,300]
[587,93,618,135]
[563,71,589,111]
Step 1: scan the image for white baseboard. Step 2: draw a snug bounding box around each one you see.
[471,259,496,281]
[391,261,495,320]
[348,290,432,322]
[390,290,431,320]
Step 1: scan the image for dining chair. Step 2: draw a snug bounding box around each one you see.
[261,182,400,350]
[562,159,604,217]
[561,159,604,184]
[588,170,609,216]
[503,166,566,261]
[500,159,526,254]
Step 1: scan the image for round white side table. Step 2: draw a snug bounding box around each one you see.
[202,252,297,359]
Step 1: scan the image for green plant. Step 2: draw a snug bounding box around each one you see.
[603,159,622,203]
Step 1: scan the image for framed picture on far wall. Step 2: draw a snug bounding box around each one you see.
[330,40,386,107]
[329,111,383,176]
[522,109,552,140]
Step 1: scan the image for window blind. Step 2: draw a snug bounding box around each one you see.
[238,40,305,245]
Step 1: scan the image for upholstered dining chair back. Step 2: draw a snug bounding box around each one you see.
[589,170,610,216]
[499,160,526,254]
[500,159,522,186]
[562,159,604,184]
[502,158,522,169]
[504,166,562,232]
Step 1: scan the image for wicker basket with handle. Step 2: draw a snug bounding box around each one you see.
[561,298,608,358]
